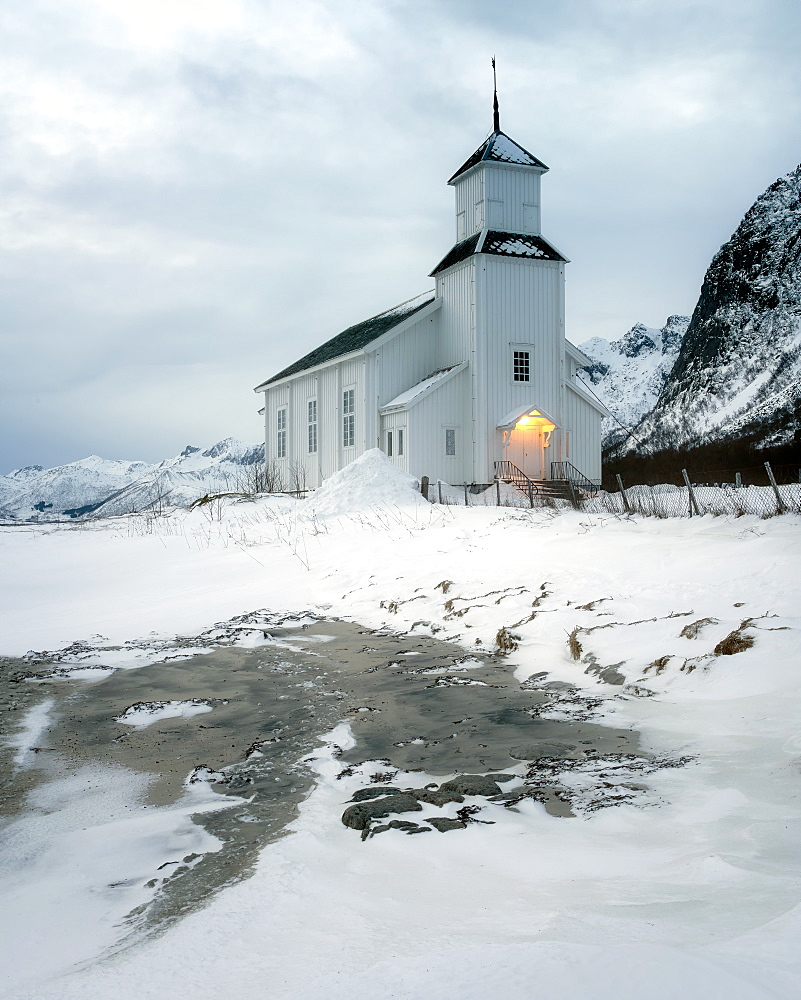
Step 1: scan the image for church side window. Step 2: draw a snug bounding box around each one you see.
[445,428,456,457]
[277,407,287,459]
[513,350,530,382]
[386,430,393,457]
[308,400,317,454]
[397,429,404,456]
[342,388,355,448]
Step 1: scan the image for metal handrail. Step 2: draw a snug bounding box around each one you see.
[550,461,601,495]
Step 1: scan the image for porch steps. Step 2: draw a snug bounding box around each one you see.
[494,460,578,507]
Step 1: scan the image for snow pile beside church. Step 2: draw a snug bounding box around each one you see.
[300,449,425,519]
[579,316,689,449]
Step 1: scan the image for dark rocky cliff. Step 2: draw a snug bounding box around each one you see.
[616,164,801,455]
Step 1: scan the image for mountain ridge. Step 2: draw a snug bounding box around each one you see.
[0,438,265,521]
[614,163,801,455]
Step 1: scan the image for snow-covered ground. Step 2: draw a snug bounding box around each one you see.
[1,451,800,1000]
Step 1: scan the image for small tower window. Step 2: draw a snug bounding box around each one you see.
[513,351,530,382]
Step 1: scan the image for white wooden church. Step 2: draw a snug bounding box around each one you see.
[254,96,608,493]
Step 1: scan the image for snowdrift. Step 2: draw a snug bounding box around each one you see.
[300,449,425,519]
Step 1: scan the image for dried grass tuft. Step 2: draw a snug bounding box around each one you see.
[495,627,520,655]
[714,626,755,656]
[680,617,719,640]
[566,627,584,661]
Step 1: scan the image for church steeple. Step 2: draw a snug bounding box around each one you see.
[447,63,548,185]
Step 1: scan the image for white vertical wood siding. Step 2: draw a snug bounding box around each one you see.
[453,165,542,240]
[436,260,476,367]
[379,410,408,473]
[407,368,470,484]
[483,166,542,235]
[260,311,440,489]
[564,385,603,483]
[371,313,438,406]
[453,170,484,239]
[262,354,366,489]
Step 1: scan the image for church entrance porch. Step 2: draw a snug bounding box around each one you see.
[497,408,558,481]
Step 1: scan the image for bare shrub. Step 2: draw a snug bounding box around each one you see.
[288,460,308,493]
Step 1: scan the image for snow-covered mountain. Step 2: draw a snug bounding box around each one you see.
[579,315,690,449]
[615,163,801,455]
[0,439,265,521]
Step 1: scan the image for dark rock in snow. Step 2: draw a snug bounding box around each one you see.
[369,819,431,837]
[341,793,422,830]
[410,786,465,807]
[439,774,503,797]
[350,785,404,802]
[426,816,467,833]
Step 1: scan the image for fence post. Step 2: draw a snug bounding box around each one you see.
[528,484,534,508]
[495,478,501,506]
[682,469,700,517]
[421,475,429,501]
[437,480,443,504]
[764,462,786,514]
[735,472,742,488]
[463,484,469,506]
[615,474,630,513]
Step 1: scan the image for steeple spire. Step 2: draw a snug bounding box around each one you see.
[492,56,500,132]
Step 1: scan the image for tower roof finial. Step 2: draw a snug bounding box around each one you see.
[492,56,500,132]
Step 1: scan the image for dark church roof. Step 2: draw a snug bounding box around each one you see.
[430,231,566,277]
[255,292,435,389]
[448,130,549,183]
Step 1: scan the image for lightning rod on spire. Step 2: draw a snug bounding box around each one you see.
[492,56,500,131]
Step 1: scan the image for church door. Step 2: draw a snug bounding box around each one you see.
[506,424,546,480]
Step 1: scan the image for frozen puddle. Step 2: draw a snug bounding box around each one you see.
[0,616,678,974]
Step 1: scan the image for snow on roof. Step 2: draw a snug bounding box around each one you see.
[564,340,593,366]
[255,292,436,390]
[380,362,467,412]
[430,231,565,277]
[482,232,566,262]
[448,130,549,183]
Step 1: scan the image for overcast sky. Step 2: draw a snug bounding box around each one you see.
[1,0,800,470]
